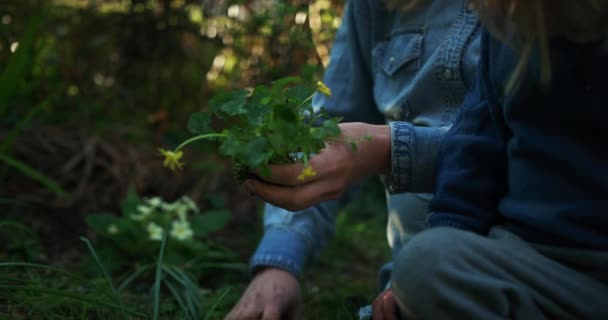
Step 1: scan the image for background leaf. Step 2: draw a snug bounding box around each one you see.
[210,90,249,116]
[191,210,230,237]
[187,112,213,135]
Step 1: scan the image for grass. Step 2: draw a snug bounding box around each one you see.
[0,209,388,319]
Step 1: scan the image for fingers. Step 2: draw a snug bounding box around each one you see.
[243,178,338,212]
[261,306,281,320]
[225,300,262,320]
[372,289,399,320]
[260,162,307,187]
[261,154,329,187]
[383,290,398,320]
[372,292,384,320]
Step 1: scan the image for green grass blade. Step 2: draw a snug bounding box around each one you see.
[0,262,86,282]
[0,10,45,115]
[0,221,37,239]
[203,287,231,320]
[0,154,68,197]
[80,237,130,319]
[117,264,154,292]
[0,100,49,154]
[80,237,115,291]
[162,266,201,317]
[152,232,168,320]
[163,278,190,319]
[0,285,145,317]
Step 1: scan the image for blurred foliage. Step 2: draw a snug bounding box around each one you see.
[0,0,394,319]
[0,0,344,142]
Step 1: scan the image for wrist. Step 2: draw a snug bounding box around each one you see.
[362,124,391,176]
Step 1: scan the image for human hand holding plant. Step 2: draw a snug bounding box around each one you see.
[160,78,342,180]
[160,77,376,185]
[243,122,391,211]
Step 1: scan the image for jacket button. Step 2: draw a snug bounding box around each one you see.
[444,68,454,80]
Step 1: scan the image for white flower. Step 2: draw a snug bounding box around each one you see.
[170,220,193,241]
[107,224,119,234]
[146,222,164,241]
[180,196,199,212]
[130,213,145,221]
[137,205,152,216]
[176,206,188,221]
[146,197,163,208]
[161,202,176,212]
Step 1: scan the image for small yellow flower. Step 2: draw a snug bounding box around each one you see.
[316,81,332,97]
[297,165,317,181]
[170,220,193,241]
[146,222,164,241]
[159,148,184,171]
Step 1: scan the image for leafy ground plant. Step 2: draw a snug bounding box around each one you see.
[85,188,236,271]
[160,77,339,180]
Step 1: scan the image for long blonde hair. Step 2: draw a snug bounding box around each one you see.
[473,0,608,88]
[387,0,608,88]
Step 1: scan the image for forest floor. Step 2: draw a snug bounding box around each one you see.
[1,126,390,319]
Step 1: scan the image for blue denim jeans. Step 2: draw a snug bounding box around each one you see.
[391,227,608,319]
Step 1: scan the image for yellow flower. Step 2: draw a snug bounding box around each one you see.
[316,81,332,97]
[297,165,317,181]
[159,148,184,171]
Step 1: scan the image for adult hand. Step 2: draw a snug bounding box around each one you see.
[243,122,391,211]
[225,267,302,320]
[372,288,399,320]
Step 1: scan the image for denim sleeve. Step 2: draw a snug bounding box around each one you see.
[427,31,507,233]
[249,200,340,277]
[311,0,385,124]
[383,122,448,194]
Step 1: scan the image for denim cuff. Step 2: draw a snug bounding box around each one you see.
[383,122,447,194]
[249,227,309,278]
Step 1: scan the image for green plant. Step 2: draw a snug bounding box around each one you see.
[160,77,340,180]
[0,8,68,198]
[85,188,233,270]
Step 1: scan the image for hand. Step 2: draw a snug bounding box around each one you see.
[225,267,302,320]
[243,122,390,211]
[372,288,399,320]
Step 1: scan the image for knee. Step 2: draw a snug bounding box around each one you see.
[390,227,477,313]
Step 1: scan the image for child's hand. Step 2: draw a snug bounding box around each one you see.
[243,123,390,211]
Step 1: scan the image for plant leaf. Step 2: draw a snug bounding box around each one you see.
[210,90,249,116]
[286,85,313,103]
[191,210,230,237]
[121,185,140,216]
[187,112,213,135]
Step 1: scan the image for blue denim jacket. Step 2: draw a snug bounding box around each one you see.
[430,30,608,250]
[251,0,481,281]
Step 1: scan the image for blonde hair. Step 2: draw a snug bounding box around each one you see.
[472,0,608,88]
[387,0,608,88]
